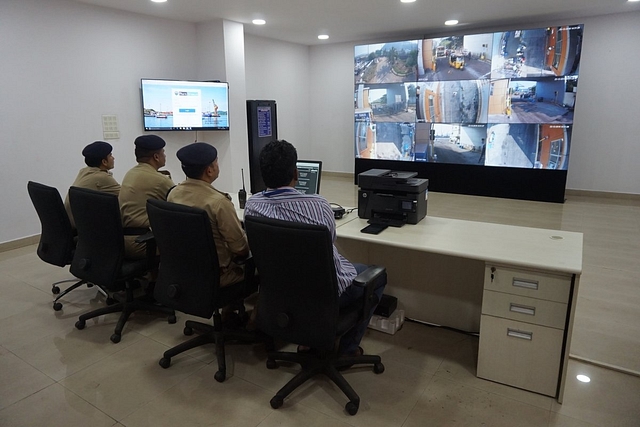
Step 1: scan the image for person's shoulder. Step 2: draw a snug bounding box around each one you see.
[246,192,266,203]
[300,193,330,206]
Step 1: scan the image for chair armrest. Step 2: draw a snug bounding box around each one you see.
[232,251,252,265]
[236,253,259,294]
[352,265,386,318]
[134,231,154,244]
[129,231,157,271]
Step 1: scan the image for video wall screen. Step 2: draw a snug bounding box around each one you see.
[354,25,582,171]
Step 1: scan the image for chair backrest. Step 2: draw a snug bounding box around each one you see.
[27,181,75,267]
[146,199,221,318]
[244,215,340,351]
[68,186,125,289]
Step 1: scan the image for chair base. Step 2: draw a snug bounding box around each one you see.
[266,349,384,415]
[52,279,109,311]
[158,311,258,382]
[75,285,175,343]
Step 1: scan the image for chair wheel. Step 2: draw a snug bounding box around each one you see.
[159,357,171,369]
[266,359,278,369]
[270,396,283,409]
[373,362,385,374]
[183,326,193,336]
[75,320,86,330]
[345,401,359,415]
[110,333,121,343]
[106,297,117,306]
[168,315,177,324]
[214,370,226,382]
[52,286,60,295]
[53,302,63,311]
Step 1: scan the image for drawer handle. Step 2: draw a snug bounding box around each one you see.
[512,278,539,290]
[509,303,536,316]
[507,328,533,340]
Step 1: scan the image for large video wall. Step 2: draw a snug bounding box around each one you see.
[354,25,583,202]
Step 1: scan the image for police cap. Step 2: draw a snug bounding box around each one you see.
[134,135,166,150]
[82,141,112,160]
[176,142,218,166]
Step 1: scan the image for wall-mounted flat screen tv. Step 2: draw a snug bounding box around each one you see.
[354,24,582,171]
[141,79,229,131]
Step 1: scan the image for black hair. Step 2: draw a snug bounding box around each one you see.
[181,163,209,179]
[135,147,161,162]
[84,156,104,168]
[259,140,297,188]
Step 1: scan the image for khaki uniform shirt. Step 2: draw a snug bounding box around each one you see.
[168,178,249,287]
[119,163,174,258]
[64,167,121,228]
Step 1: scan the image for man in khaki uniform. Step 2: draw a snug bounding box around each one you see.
[168,142,249,287]
[64,141,121,228]
[119,135,174,259]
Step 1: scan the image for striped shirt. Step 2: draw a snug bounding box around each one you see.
[244,187,356,295]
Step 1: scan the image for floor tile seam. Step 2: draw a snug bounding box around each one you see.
[112,363,213,425]
[54,381,120,425]
[52,330,154,382]
[546,412,601,427]
[568,354,640,378]
[0,350,55,413]
[397,372,438,427]
[1,343,59,382]
[0,271,57,297]
[433,373,555,413]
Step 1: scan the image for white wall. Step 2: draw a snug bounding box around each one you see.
[244,34,310,160]
[1,0,639,245]
[308,42,356,173]
[0,0,203,244]
[565,12,640,192]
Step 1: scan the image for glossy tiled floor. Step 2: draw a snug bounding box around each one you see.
[1,175,639,426]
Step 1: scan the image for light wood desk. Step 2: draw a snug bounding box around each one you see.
[334,214,582,402]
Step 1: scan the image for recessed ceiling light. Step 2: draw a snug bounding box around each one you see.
[318,34,329,40]
[629,0,640,2]
[401,0,417,3]
[576,374,591,383]
[252,19,266,25]
[150,0,167,3]
[445,20,459,26]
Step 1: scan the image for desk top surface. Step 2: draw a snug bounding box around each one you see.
[335,214,583,275]
[231,193,582,275]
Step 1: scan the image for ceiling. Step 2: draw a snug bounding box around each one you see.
[71,0,640,46]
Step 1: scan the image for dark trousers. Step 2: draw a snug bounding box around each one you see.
[338,263,386,355]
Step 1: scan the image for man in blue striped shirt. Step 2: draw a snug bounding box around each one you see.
[244,140,385,357]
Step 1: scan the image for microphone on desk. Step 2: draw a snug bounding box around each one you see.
[238,168,247,209]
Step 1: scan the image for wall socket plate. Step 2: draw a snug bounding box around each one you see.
[102,115,120,140]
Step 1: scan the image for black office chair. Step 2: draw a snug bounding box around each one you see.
[146,199,258,382]
[69,186,176,343]
[27,181,108,311]
[244,215,386,415]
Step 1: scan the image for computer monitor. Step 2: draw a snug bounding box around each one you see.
[295,160,322,195]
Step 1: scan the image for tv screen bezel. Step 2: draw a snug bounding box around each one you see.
[353,24,583,203]
[140,78,230,132]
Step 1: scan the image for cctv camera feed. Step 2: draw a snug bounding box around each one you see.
[354,24,583,170]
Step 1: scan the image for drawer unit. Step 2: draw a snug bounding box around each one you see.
[484,265,571,303]
[482,290,568,329]
[477,315,564,397]
[478,264,574,397]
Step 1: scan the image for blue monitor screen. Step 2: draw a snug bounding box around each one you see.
[141,79,229,131]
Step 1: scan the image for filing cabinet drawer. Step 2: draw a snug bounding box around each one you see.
[484,265,571,303]
[482,290,568,329]
[477,315,563,397]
